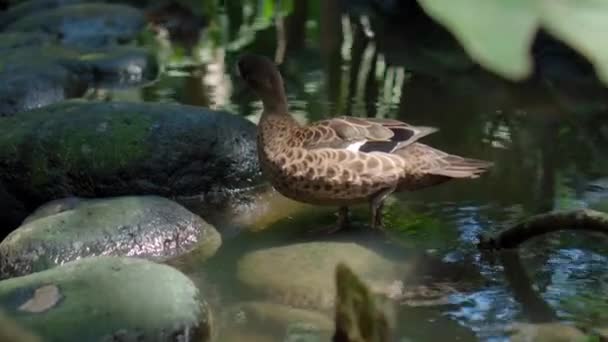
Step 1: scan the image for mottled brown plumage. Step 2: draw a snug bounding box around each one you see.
[237,54,493,230]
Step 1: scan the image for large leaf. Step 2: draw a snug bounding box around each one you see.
[417,0,608,85]
[540,0,608,84]
[417,0,537,80]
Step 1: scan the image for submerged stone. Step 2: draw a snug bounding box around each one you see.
[0,100,261,230]
[0,196,221,279]
[224,301,334,332]
[6,3,145,48]
[236,242,402,311]
[0,256,211,341]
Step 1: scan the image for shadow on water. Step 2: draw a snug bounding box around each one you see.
[108,0,608,340]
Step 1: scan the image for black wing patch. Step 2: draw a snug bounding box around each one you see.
[359,127,415,153]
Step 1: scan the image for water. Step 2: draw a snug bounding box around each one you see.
[114,1,608,340]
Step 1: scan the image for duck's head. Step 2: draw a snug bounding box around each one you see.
[237,54,286,111]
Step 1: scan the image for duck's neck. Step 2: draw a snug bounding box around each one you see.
[259,88,288,116]
[259,92,297,126]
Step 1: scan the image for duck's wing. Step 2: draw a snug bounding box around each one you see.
[300,116,438,153]
[397,143,493,179]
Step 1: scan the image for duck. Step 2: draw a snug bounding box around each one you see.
[236,54,492,231]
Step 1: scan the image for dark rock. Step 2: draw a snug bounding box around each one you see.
[0,0,99,29]
[0,100,261,230]
[0,65,88,117]
[80,46,159,88]
[1,45,158,87]
[6,3,145,48]
[0,195,221,279]
[0,256,211,341]
[0,45,158,116]
[0,32,56,51]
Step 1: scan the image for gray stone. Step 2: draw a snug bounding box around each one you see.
[0,195,221,279]
[0,100,261,229]
[6,3,145,48]
[0,256,211,341]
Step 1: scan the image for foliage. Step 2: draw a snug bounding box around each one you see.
[417,0,608,85]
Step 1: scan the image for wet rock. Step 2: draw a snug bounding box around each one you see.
[0,65,88,117]
[0,100,261,229]
[0,32,56,51]
[0,45,158,116]
[0,256,211,341]
[0,0,99,29]
[6,3,145,48]
[80,46,159,88]
[1,45,158,88]
[236,242,402,311]
[0,195,221,279]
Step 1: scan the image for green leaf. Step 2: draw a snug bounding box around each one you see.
[417,0,538,80]
[540,0,608,84]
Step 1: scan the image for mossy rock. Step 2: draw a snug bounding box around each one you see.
[0,195,221,279]
[236,242,403,311]
[0,256,211,341]
[0,100,261,231]
[6,3,145,48]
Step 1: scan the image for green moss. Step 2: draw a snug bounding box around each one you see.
[58,111,153,174]
[0,104,153,187]
[383,203,458,251]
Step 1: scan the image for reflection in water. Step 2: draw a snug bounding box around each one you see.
[111,1,608,340]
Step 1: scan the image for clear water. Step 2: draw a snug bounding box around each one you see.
[111,1,608,340]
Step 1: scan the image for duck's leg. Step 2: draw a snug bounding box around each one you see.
[337,206,350,230]
[309,206,350,235]
[369,186,396,229]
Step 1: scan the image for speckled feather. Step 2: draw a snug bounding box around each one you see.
[257,114,491,206]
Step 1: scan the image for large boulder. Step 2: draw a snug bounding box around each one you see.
[5,3,145,48]
[0,256,211,341]
[0,100,261,230]
[0,195,221,279]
